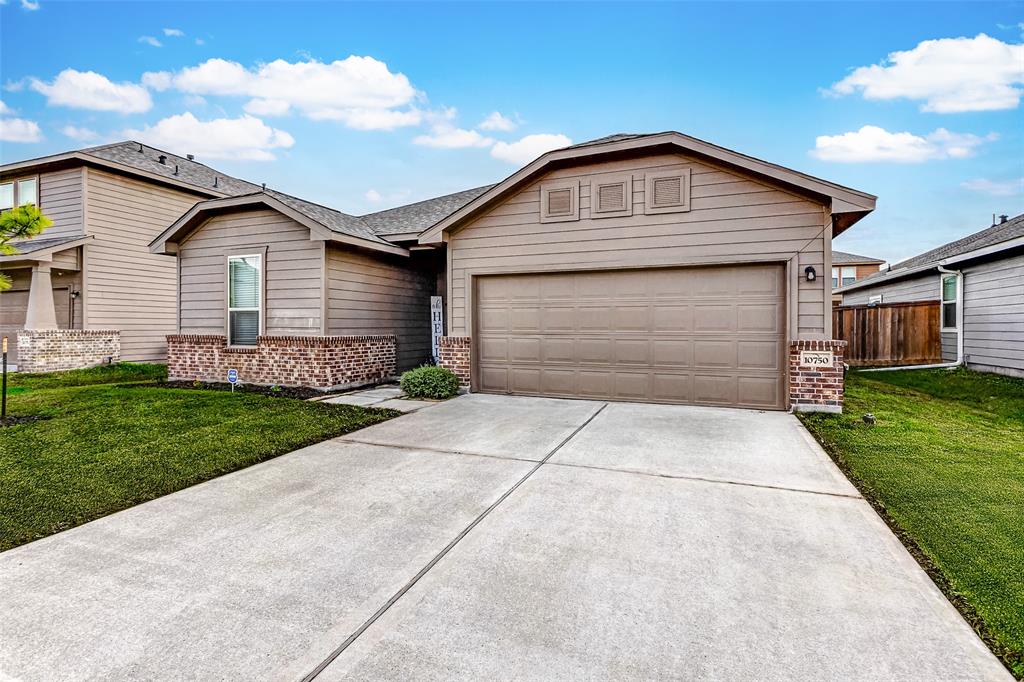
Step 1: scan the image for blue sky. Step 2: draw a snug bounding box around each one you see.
[1,1,1021,264]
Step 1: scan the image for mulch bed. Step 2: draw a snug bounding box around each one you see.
[1,415,49,427]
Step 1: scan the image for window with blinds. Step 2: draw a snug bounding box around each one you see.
[228,254,261,345]
[644,169,691,215]
[590,173,633,218]
[539,180,580,223]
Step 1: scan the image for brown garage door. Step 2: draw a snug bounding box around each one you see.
[474,264,786,409]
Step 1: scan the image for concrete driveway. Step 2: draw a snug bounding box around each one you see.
[0,395,1010,681]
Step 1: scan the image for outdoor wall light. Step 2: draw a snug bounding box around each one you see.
[804,266,817,282]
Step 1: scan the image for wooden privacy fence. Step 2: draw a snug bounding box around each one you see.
[833,301,942,367]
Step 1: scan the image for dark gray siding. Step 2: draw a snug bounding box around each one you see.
[962,252,1024,376]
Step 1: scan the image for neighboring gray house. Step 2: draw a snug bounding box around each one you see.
[0,142,257,370]
[839,214,1024,377]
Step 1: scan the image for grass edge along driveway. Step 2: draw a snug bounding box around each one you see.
[800,368,1024,679]
[1,364,397,552]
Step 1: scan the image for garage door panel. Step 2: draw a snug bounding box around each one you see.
[694,340,737,368]
[652,305,692,332]
[737,377,781,408]
[651,339,692,367]
[540,337,574,363]
[613,339,649,365]
[737,303,781,333]
[694,305,736,332]
[693,374,738,405]
[475,264,785,409]
[479,337,509,362]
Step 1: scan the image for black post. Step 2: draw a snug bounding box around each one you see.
[2,335,7,421]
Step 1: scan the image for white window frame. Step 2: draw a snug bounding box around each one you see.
[227,253,263,346]
[840,266,857,287]
[0,174,39,210]
[940,273,959,332]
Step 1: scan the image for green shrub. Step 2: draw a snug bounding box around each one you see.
[400,365,460,400]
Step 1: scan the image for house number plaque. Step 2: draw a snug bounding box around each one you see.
[799,350,834,367]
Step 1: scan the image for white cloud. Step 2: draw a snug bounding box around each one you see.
[243,97,290,116]
[31,69,152,113]
[157,56,420,130]
[365,189,382,203]
[183,94,206,107]
[141,71,172,91]
[961,177,1024,197]
[122,112,294,161]
[20,0,40,10]
[827,34,1024,113]
[61,124,100,142]
[413,126,493,149]
[0,100,12,115]
[0,117,43,142]
[195,38,205,46]
[810,125,997,163]
[138,36,162,48]
[478,111,518,132]
[163,28,185,37]
[491,133,571,165]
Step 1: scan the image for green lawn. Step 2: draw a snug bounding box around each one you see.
[0,363,397,552]
[800,368,1024,678]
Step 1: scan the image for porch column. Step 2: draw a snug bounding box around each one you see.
[24,262,58,330]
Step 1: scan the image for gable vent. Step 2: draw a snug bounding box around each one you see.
[652,176,682,207]
[547,188,573,216]
[598,183,625,212]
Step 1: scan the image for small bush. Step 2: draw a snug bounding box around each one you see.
[400,365,460,400]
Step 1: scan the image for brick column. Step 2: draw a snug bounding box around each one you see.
[438,336,471,387]
[789,339,847,413]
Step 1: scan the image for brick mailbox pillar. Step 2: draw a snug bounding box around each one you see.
[789,339,847,413]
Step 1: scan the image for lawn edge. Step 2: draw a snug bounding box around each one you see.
[800,415,1023,680]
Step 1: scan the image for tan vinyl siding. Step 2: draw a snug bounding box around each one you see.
[178,209,323,336]
[963,252,1024,375]
[447,153,829,338]
[326,246,433,372]
[38,168,85,240]
[83,168,204,361]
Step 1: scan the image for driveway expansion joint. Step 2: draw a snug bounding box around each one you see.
[301,401,609,681]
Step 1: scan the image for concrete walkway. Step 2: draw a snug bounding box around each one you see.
[0,395,1011,681]
[320,385,440,413]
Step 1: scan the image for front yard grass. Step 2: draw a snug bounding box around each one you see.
[799,368,1024,678]
[0,363,397,552]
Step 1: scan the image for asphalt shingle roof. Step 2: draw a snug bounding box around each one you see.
[263,189,391,244]
[832,250,884,265]
[360,185,496,236]
[80,142,261,197]
[4,234,83,256]
[845,213,1024,290]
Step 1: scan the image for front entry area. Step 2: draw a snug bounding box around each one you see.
[474,263,786,409]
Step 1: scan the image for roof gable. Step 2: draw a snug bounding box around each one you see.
[418,131,876,244]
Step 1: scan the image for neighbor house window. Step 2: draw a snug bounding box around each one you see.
[941,274,958,330]
[228,254,262,345]
[0,176,39,210]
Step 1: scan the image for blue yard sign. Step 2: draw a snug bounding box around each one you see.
[227,368,238,392]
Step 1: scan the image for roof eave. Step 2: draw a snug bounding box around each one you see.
[149,194,408,257]
[0,235,93,264]
[418,131,876,245]
[2,151,230,199]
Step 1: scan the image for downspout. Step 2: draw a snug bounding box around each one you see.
[863,266,964,372]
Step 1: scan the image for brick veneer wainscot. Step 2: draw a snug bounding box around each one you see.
[789,339,847,413]
[167,334,397,389]
[438,336,471,386]
[16,329,120,373]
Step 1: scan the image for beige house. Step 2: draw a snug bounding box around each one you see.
[0,142,257,370]
[153,132,875,412]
